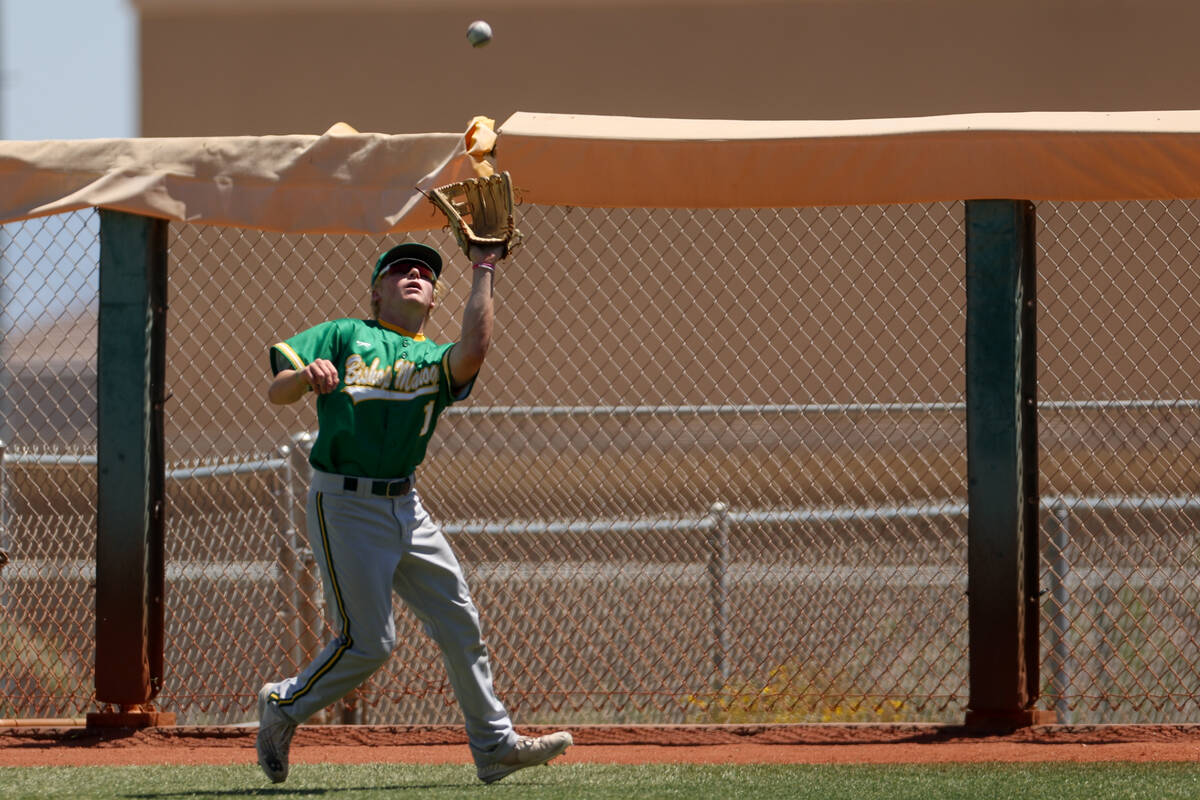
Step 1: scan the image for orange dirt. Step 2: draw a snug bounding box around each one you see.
[3,724,1200,768]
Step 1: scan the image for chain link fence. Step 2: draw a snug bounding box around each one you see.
[1037,200,1200,723]
[1,210,100,721]
[0,199,1197,725]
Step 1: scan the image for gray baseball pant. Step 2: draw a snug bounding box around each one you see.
[269,470,517,764]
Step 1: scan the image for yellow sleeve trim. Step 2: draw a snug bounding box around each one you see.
[273,341,305,371]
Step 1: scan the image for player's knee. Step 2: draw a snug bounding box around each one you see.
[355,638,395,667]
[424,602,483,637]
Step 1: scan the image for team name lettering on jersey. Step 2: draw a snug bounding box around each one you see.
[391,360,439,392]
[343,353,438,403]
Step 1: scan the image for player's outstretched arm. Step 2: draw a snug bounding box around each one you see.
[268,359,339,405]
[448,244,501,389]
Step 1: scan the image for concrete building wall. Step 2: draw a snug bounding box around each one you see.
[136,0,1200,137]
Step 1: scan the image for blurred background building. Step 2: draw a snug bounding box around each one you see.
[135,0,1200,137]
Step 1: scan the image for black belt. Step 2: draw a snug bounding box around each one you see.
[343,475,413,497]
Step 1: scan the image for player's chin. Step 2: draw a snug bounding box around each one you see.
[400,294,432,311]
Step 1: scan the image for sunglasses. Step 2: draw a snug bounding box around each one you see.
[383,259,437,283]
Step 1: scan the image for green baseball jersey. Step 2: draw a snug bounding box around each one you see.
[270,317,470,478]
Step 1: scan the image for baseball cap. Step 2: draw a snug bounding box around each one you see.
[371,242,443,286]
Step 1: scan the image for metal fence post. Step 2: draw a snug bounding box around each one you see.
[707,501,730,688]
[274,442,301,672]
[1046,500,1073,723]
[289,431,328,723]
[90,210,174,727]
[0,440,9,593]
[0,440,7,549]
[963,199,1053,728]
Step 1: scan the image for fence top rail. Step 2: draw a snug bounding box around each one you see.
[0,452,286,480]
[1,396,1193,463]
[442,494,1200,536]
[443,399,1200,418]
[2,440,1198,519]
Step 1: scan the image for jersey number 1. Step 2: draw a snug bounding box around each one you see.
[418,401,435,437]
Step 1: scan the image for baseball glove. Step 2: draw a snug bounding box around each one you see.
[424,171,523,259]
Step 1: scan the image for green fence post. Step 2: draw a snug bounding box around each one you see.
[963,199,1054,728]
[88,210,174,728]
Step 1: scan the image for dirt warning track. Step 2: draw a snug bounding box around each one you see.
[4,724,1200,767]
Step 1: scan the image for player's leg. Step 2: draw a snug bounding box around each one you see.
[391,493,515,756]
[272,487,403,719]
[258,482,403,782]
[392,491,572,783]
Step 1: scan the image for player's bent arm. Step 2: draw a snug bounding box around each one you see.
[448,251,497,389]
[268,370,311,405]
[268,358,339,404]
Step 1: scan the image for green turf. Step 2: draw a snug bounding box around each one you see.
[3,762,1200,799]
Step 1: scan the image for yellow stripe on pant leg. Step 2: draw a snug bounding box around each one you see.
[276,491,354,708]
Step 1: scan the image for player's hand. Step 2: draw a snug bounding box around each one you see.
[302,359,339,394]
[468,243,505,266]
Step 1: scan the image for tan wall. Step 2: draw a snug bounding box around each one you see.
[139,0,1200,138]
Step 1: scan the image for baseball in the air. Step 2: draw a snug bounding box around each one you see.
[466,20,493,48]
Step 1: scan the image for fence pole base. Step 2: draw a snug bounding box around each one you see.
[86,706,176,729]
[964,708,1058,730]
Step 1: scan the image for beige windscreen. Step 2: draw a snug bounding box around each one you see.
[3,110,1200,232]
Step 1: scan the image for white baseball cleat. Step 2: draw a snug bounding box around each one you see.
[477,731,574,784]
[256,682,297,783]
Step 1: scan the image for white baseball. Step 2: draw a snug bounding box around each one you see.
[466,20,493,48]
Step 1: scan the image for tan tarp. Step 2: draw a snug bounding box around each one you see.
[0,123,475,233]
[497,110,1200,209]
[4,110,1200,233]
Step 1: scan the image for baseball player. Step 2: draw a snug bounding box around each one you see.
[256,239,572,784]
